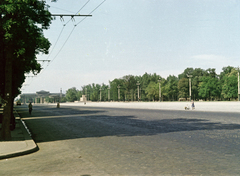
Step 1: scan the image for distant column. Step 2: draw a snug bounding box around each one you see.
[41,97,44,104]
[117,85,121,101]
[60,88,62,102]
[136,81,140,102]
[108,87,110,101]
[187,75,192,101]
[158,78,161,102]
[238,71,240,101]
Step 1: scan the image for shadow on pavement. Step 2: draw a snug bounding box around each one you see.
[15,105,240,143]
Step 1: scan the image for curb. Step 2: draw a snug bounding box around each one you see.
[0,111,39,160]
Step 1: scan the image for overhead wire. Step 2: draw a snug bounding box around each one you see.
[23,0,107,91]
[64,0,90,26]
[45,0,107,65]
[46,0,91,64]
[49,25,76,64]
[25,21,66,80]
[75,0,106,26]
[46,25,65,60]
[49,6,76,13]
[28,0,91,77]
[40,0,92,67]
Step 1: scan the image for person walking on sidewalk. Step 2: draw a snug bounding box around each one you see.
[28,102,33,115]
[191,100,195,110]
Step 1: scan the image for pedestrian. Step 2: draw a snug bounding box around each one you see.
[28,102,33,115]
[191,100,195,110]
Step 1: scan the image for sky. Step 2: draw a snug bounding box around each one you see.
[22,0,240,94]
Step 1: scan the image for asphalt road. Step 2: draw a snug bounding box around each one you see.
[1,104,240,175]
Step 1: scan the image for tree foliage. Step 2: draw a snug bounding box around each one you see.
[221,68,238,100]
[145,81,158,101]
[0,0,52,140]
[198,76,220,100]
[71,66,239,102]
[178,78,188,98]
[0,0,52,98]
[66,87,78,102]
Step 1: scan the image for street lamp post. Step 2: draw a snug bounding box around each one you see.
[99,88,102,101]
[238,69,240,101]
[136,81,140,102]
[187,75,193,101]
[117,85,121,102]
[108,87,110,101]
[60,88,62,102]
[158,78,161,102]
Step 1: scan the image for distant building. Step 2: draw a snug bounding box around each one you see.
[20,90,65,104]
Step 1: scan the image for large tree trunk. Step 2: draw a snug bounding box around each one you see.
[1,47,13,141]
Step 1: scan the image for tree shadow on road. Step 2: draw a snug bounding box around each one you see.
[15,105,240,143]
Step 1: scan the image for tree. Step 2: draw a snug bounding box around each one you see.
[191,68,207,100]
[0,0,52,140]
[138,73,150,101]
[138,72,161,101]
[220,66,234,80]
[178,68,207,100]
[145,81,158,101]
[221,68,238,100]
[178,68,194,79]
[165,75,178,101]
[110,78,125,101]
[100,83,109,101]
[45,96,54,103]
[178,78,188,99]
[198,76,220,100]
[90,84,101,101]
[198,68,221,101]
[122,75,137,101]
[66,87,78,102]
[206,68,218,78]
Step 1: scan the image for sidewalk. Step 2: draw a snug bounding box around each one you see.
[0,110,38,160]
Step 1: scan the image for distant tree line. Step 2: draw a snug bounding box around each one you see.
[63,66,239,102]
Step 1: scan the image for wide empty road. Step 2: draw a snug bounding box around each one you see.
[1,104,240,175]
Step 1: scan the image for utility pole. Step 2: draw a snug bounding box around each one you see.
[99,88,102,101]
[57,88,61,108]
[108,87,110,101]
[238,67,240,101]
[117,85,121,102]
[158,78,161,102]
[60,88,62,101]
[187,75,193,101]
[136,81,140,102]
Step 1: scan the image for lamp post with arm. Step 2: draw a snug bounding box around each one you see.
[187,75,193,101]
[158,78,162,102]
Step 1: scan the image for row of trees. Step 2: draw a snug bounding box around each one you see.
[64,66,239,102]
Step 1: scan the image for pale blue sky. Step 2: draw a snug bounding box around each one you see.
[22,0,240,93]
